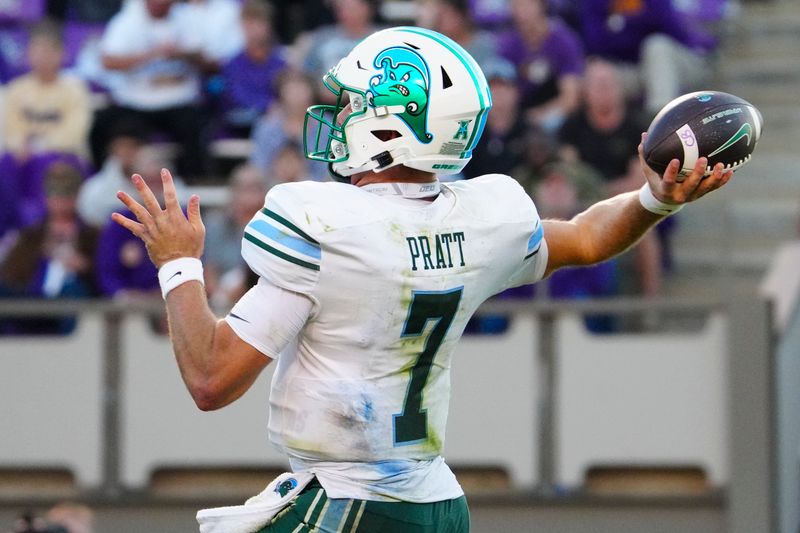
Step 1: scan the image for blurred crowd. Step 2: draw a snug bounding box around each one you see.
[0,0,735,335]
[7,503,93,533]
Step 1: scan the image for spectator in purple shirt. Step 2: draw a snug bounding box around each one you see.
[579,0,721,114]
[0,169,20,256]
[0,162,99,335]
[218,0,288,137]
[497,0,584,133]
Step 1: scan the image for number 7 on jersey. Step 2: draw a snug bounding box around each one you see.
[393,287,463,445]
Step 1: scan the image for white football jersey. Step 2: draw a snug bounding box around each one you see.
[233,174,548,501]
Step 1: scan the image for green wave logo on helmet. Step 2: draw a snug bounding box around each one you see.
[367,46,433,144]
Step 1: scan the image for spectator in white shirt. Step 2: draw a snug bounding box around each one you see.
[89,0,210,182]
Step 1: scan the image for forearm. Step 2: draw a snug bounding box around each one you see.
[571,190,664,265]
[164,281,223,401]
[115,172,272,411]
[102,51,156,71]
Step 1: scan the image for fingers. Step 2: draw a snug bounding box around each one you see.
[111,212,146,237]
[661,159,681,187]
[117,190,153,226]
[637,135,660,187]
[637,139,646,167]
[132,174,163,216]
[161,168,181,213]
[187,194,203,230]
[637,134,650,173]
[689,163,733,200]
[680,156,708,190]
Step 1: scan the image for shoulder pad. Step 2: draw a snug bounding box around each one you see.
[241,184,321,294]
[446,174,539,223]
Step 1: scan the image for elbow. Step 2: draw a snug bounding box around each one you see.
[101,55,125,71]
[189,380,227,412]
[193,394,222,412]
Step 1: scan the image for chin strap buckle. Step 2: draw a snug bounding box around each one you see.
[371,151,394,169]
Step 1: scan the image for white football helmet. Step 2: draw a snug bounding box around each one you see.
[304,26,492,180]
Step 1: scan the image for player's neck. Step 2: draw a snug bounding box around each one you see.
[351,166,436,187]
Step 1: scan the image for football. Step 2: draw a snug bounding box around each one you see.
[643,91,763,178]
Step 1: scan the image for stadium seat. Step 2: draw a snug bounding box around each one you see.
[447,316,541,489]
[554,312,730,490]
[0,315,105,489]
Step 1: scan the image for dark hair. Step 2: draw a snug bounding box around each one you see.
[29,18,64,48]
[44,162,84,197]
[107,118,148,144]
[273,69,315,96]
[439,0,470,16]
[241,0,274,24]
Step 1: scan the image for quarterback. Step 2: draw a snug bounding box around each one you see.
[114,27,732,533]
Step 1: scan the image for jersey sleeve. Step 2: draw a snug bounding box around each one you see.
[505,216,549,288]
[241,184,321,295]
[225,277,314,359]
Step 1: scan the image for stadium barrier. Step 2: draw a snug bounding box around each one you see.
[0,295,778,532]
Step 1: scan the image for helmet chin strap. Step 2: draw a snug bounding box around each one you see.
[327,162,351,183]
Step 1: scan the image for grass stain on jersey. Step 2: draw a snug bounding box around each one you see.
[421,426,443,454]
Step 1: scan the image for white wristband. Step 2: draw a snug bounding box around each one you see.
[158,257,204,299]
[638,184,684,216]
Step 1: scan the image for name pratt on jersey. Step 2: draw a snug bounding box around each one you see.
[406,232,466,271]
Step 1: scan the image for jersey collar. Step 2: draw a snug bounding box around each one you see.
[359,180,441,199]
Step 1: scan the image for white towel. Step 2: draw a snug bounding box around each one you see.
[197,472,315,533]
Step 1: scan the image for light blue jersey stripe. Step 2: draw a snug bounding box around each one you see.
[248,219,322,260]
[527,223,544,253]
[317,498,352,531]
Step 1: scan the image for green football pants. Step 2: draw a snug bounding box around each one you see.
[256,478,470,533]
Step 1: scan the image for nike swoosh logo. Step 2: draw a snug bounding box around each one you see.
[707,123,753,158]
[167,271,182,282]
[229,312,250,323]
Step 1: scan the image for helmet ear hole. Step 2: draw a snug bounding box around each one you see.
[371,130,403,142]
[441,66,453,89]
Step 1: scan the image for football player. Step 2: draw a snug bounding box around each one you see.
[113,27,732,533]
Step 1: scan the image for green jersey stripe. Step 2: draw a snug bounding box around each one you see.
[348,501,366,532]
[310,496,331,527]
[303,489,327,524]
[341,500,365,532]
[262,208,319,245]
[244,232,321,271]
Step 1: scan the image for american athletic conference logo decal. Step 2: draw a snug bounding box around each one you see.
[367,46,433,144]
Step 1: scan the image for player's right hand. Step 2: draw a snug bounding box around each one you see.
[638,132,733,206]
[112,168,205,269]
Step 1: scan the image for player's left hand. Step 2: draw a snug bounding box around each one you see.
[638,132,734,206]
[112,168,205,268]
